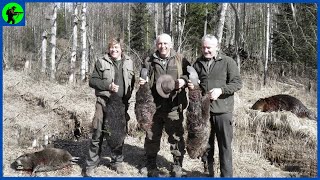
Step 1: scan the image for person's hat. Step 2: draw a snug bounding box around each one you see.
[12,6,16,9]
[156,74,175,98]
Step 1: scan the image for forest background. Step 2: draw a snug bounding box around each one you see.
[2,3,317,83]
[2,3,318,177]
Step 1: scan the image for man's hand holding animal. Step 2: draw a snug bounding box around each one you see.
[138,77,148,86]
[187,80,195,90]
[175,79,186,89]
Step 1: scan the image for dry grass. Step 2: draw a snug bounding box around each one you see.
[232,74,317,177]
[3,70,317,177]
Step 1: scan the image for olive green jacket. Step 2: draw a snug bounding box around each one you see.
[142,50,190,112]
[89,54,135,101]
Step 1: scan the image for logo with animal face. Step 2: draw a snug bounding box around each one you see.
[2,2,24,25]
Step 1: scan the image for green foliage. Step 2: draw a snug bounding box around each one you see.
[273,4,316,68]
[183,3,218,53]
[130,3,153,54]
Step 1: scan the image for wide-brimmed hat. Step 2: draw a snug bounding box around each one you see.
[156,74,175,98]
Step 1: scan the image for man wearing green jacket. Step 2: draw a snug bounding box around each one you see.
[188,34,242,177]
[82,38,135,177]
[139,33,190,177]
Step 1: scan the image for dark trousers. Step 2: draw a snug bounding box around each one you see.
[144,110,186,166]
[86,98,128,169]
[202,112,233,177]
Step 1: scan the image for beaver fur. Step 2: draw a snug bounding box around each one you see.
[103,93,127,146]
[135,68,156,131]
[186,86,211,159]
[14,148,78,175]
[251,94,317,120]
[135,83,156,131]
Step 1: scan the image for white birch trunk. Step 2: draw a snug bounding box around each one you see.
[177,3,186,52]
[80,3,87,81]
[264,4,270,85]
[204,3,208,35]
[127,4,131,53]
[50,4,57,80]
[69,4,78,84]
[154,3,158,38]
[41,31,47,73]
[216,3,228,44]
[170,3,173,41]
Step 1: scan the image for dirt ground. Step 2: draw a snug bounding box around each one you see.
[3,70,317,177]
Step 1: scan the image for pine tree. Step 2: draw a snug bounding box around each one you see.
[130,3,153,54]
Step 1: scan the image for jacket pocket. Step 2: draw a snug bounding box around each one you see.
[100,63,112,79]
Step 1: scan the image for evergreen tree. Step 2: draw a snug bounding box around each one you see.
[130,3,153,54]
[183,3,218,54]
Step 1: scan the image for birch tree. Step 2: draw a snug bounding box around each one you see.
[50,4,57,80]
[80,3,87,81]
[69,3,78,84]
[170,3,173,43]
[204,3,208,35]
[215,3,228,44]
[263,4,270,85]
[154,3,159,38]
[41,30,48,73]
[177,3,186,52]
[127,4,131,53]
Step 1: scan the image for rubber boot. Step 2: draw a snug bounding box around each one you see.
[171,156,184,177]
[140,155,158,177]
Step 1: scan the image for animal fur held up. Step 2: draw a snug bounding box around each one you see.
[135,68,156,131]
[186,88,211,159]
[103,93,127,146]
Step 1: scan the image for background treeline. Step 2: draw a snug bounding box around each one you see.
[2,3,317,88]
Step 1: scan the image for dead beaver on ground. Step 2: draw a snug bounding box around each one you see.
[13,148,79,176]
[251,94,317,120]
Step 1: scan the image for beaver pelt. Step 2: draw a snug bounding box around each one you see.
[14,148,79,175]
[103,93,127,146]
[134,68,156,131]
[251,94,317,120]
[135,83,156,131]
[186,86,211,159]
